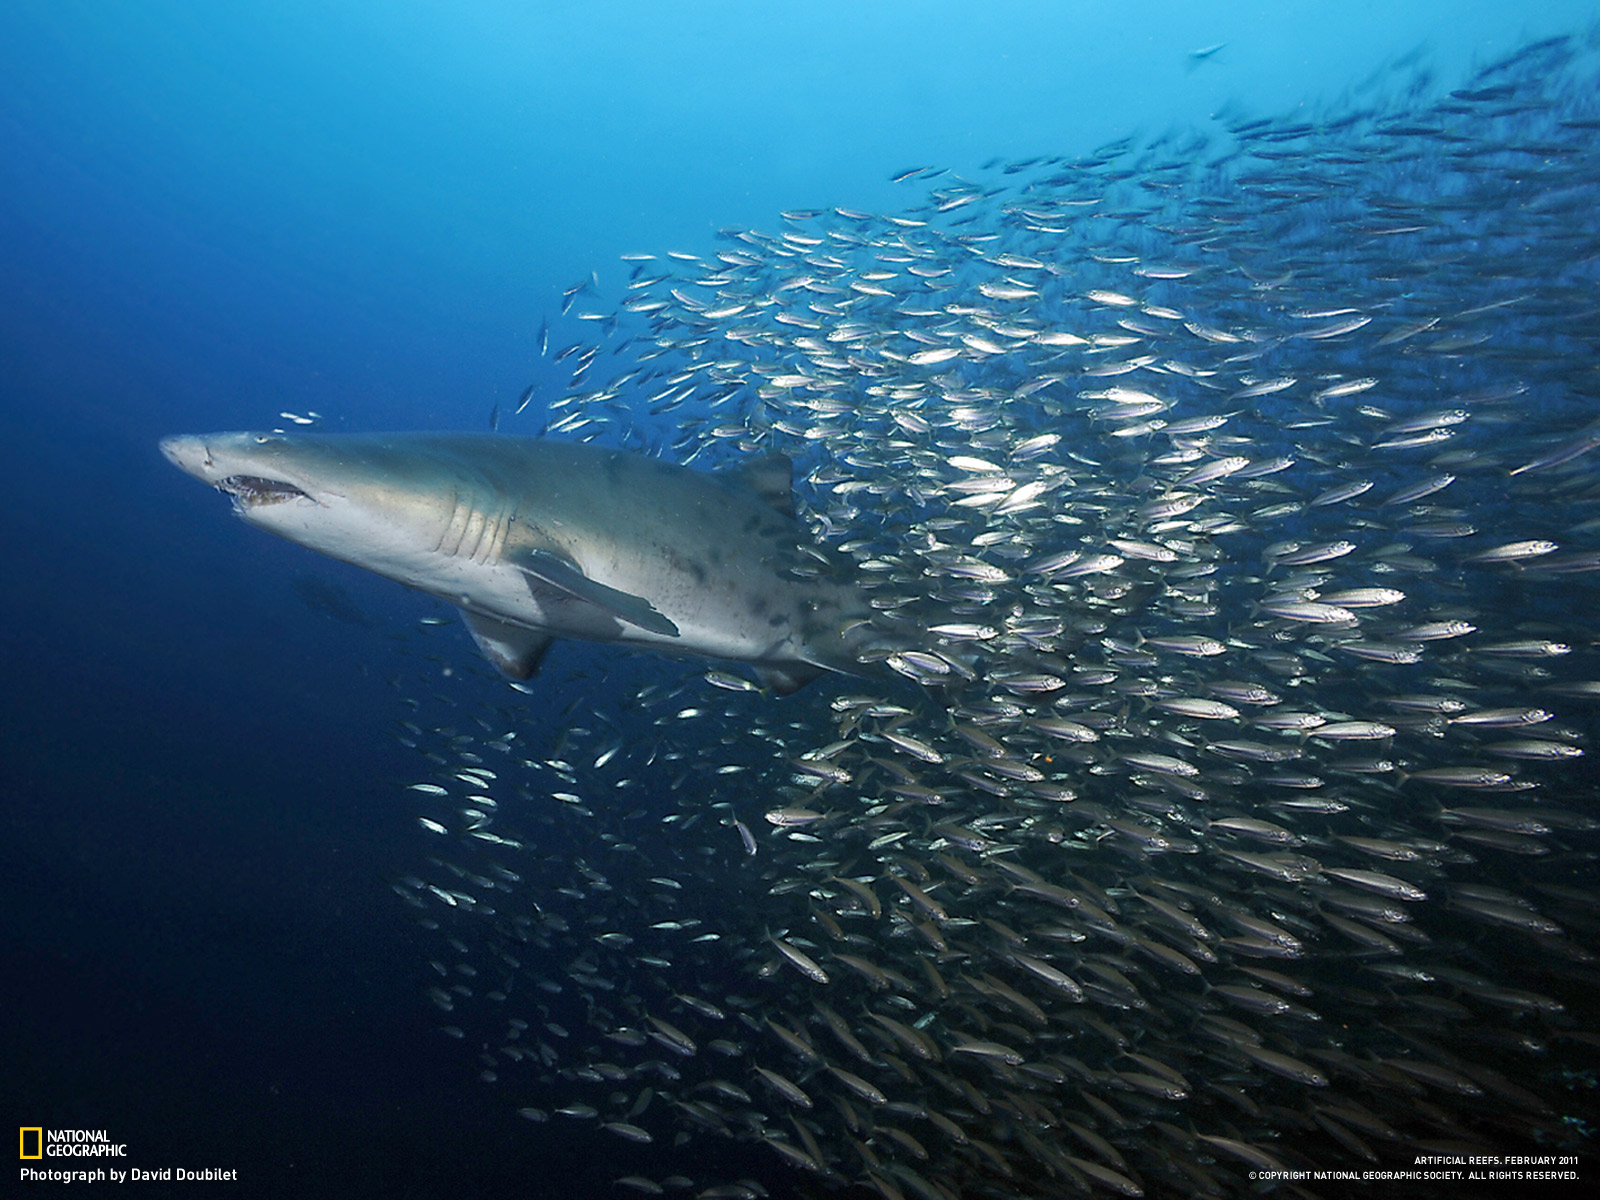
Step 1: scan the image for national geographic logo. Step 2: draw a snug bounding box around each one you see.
[19,1127,239,1185]
[18,1128,127,1157]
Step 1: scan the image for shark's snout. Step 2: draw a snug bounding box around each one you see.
[159,434,212,479]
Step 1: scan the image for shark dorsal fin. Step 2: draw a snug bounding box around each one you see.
[722,454,795,517]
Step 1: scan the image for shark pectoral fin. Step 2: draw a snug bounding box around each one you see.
[461,610,555,680]
[720,453,795,516]
[506,548,680,638]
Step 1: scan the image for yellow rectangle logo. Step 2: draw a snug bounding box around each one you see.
[20,1127,43,1159]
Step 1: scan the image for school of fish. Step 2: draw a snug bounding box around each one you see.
[383,31,1600,1200]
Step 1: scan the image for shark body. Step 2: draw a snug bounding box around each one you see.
[161,431,873,691]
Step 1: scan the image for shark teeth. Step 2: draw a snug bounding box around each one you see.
[217,474,308,509]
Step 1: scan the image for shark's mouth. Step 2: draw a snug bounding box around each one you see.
[218,475,309,509]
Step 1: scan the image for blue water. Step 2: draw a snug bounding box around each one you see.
[5,3,1600,1197]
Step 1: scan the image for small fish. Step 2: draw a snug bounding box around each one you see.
[601,1121,653,1144]
[769,933,830,984]
[764,807,826,827]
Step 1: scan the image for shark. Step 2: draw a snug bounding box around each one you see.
[160,431,878,692]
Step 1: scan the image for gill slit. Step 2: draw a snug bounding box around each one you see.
[484,504,512,565]
[437,488,470,557]
[437,490,509,564]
